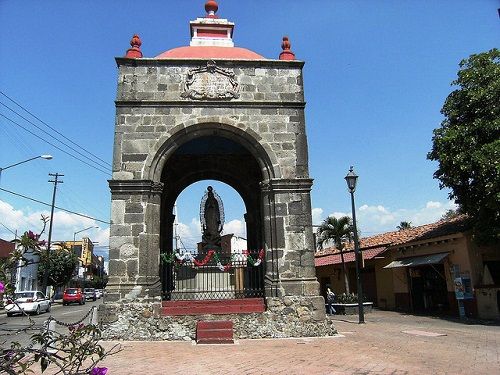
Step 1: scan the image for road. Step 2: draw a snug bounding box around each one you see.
[0,298,103,348]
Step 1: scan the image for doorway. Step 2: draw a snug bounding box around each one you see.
[409,264,448,313]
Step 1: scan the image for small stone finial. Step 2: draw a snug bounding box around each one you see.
[279,36,296,60]
[125,34,143,58]
[205,0,218,18]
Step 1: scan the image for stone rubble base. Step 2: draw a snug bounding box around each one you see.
[98,296,337,341]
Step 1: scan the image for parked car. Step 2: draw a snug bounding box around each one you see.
[95,289,102,299]
[5,291,51,317]
[84,288,96,301]
[63,288,85,305]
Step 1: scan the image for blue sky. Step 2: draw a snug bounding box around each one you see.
[0,1,498,254]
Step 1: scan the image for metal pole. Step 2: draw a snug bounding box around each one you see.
[350,190,365,324]
[0,155,52,185]
[42,173,63,295]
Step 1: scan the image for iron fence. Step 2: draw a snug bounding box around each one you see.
[163,249,265,300]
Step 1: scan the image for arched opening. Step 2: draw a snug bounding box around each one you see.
[158,133,267,300]
[173,181,247,253]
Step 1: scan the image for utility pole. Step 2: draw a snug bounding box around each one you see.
[42,172,63,296]
[174,203,180,251]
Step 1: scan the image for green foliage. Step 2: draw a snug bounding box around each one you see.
[441,208,461,220]
[83,275,109,289]
[2,321,120,374]
[316,216,354,294]
[397,221,413,230]
[1,222,120,374]
[336,293,368,304]
[38,244,79,288]
[428,48,500,244]
[316,216,354,250]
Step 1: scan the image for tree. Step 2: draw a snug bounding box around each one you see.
[1,222,119,374]
[38,243,79,288]
[316,216,354,294]
[428,48,500,244]
[441,208,461,220]
[397,221,413,230]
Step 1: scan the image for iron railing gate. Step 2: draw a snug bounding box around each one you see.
[162,249,265,300]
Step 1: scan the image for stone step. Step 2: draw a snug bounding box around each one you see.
[161,298,265,316]
[196,320,234,344]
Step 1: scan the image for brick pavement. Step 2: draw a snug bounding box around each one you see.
[94,310,499,374]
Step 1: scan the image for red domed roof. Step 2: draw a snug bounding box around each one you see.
[155,46,265,60]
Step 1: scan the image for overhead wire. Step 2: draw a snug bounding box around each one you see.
[0,120,34,157]
[0,187,110,225]
[0,112,111,176]
[0,103,111,173]
[58,186,110,221]
[0,91,112,169]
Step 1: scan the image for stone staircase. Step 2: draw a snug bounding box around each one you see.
[196,320,234,344]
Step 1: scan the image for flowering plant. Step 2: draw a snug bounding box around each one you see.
[0,217,120,374]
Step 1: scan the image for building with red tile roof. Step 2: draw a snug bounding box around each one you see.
[0,238,15,259]
[315,215,499,320]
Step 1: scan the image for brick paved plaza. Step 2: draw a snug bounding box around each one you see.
[97,310,499,374]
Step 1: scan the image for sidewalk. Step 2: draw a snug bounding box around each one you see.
[95,310,499,375]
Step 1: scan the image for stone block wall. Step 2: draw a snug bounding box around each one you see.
[108,57,321,308]
[113,59,308,182]
[99,296,336,341]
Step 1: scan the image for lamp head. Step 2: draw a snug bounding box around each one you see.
[345,166,358,193]
[41,155,53,160]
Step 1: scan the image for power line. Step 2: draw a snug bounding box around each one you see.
[0,187,110,224]
[0,112,111,176]
[0,101,112,172]
[0,91,112,168]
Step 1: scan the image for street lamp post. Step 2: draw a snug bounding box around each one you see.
[345,166,365,324]
[0,154,53,185]
[73,226,98,248]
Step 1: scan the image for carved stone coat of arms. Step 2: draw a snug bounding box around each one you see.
[181,60,240,100]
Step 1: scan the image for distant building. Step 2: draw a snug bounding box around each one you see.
[0,238,40,292]
[197,233,247,255]
[60,237,96,280]
[315,216,500,320]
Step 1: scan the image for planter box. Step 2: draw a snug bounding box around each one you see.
[329,302,373,315]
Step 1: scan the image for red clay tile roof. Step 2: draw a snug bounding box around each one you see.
[315,246,387,267]
[315,215,471,267]
[156,46,265,59]
[0,238,15,258]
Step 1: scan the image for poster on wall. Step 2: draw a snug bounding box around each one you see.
[454,276,473,300]
[454,277,465,300]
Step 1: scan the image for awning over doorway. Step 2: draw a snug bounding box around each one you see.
[383,252,449,269]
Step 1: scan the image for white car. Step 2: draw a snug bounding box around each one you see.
[95,289,102,299]
[5,291,51,317]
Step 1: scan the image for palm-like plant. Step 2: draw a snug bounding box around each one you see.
[397,221,413,230]
[316,216,354,294]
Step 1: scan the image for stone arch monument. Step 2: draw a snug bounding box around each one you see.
[102,1,335,339]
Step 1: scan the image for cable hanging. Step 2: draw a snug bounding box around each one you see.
[0,91,112,169]
[0,113,111,176]
[0,187,110,225]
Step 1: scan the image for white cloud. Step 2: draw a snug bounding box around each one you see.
[426,201,442,209]
[331,211,349,219]
[315,200,457,237]
[223,219,246,238]
[0,199,109,247]
[355,200,457,235]
[311,207,323,225]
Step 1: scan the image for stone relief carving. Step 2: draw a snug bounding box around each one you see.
[181,60,239,100]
